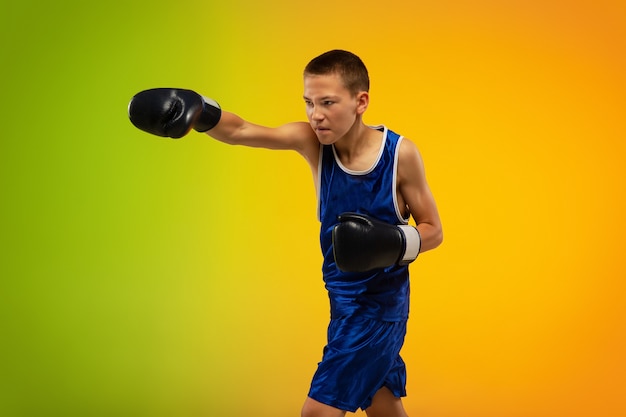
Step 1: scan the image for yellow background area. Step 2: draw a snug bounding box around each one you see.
[1,1,624,416]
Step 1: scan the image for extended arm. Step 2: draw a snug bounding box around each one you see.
[128,88,319,161]
[207,111,317,155]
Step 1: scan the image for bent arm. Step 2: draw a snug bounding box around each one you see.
[398,139,443,253]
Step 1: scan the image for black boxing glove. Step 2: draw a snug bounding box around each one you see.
[332,212,421,272]
[128,88,221,138]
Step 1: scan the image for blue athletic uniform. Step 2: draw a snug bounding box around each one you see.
[308,125,411,412]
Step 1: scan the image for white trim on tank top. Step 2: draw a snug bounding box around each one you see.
[314,125,409,225]
[331,125,387,176]
[393,136,410,225]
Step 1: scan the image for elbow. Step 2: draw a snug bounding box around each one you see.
[434,227,443,249]
[428,228,443,251]
[419,224,443,253]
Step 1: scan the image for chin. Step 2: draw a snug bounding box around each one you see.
[316,132,334,145]
[316,132,336,145]
[318,137,338,145]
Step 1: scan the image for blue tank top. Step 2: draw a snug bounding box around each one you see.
[318,126,411,322]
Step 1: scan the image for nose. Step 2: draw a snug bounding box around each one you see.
[310,105,324,122]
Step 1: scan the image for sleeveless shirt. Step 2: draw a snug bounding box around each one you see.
[317,125,411,322]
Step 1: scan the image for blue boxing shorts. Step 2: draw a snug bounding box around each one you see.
[308,315,408,412]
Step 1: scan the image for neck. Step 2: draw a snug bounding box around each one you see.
[333,122,383,168]
[334,119,375,157]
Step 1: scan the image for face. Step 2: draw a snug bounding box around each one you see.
[303,73,368,144]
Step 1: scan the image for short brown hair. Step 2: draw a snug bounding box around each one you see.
[304,50,370,96]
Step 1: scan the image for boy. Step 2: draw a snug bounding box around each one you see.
[129,50,443,417]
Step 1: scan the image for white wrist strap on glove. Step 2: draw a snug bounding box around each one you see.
[397,225,421,265]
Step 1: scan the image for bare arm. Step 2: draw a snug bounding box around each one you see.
[206,111,320,162]
[128,88,320,170]
[397,138,443,253]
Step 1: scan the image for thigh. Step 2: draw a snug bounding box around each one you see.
[301,396,347,417]
[365,387,408,417]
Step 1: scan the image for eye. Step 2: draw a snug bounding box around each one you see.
[323,101,334,106]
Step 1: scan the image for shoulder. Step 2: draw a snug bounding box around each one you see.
[281,121,315,135]
[397,137,426,182]
[384,128,421,163]
[272,122,317,150]
[398,137,424,166]
[276,121,316,142]
[280,121,320,167]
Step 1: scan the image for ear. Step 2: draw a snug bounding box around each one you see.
[355,91,369,115]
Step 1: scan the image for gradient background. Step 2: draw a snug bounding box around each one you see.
[1,0,625,416]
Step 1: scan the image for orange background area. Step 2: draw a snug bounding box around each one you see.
[1,1,624,416]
